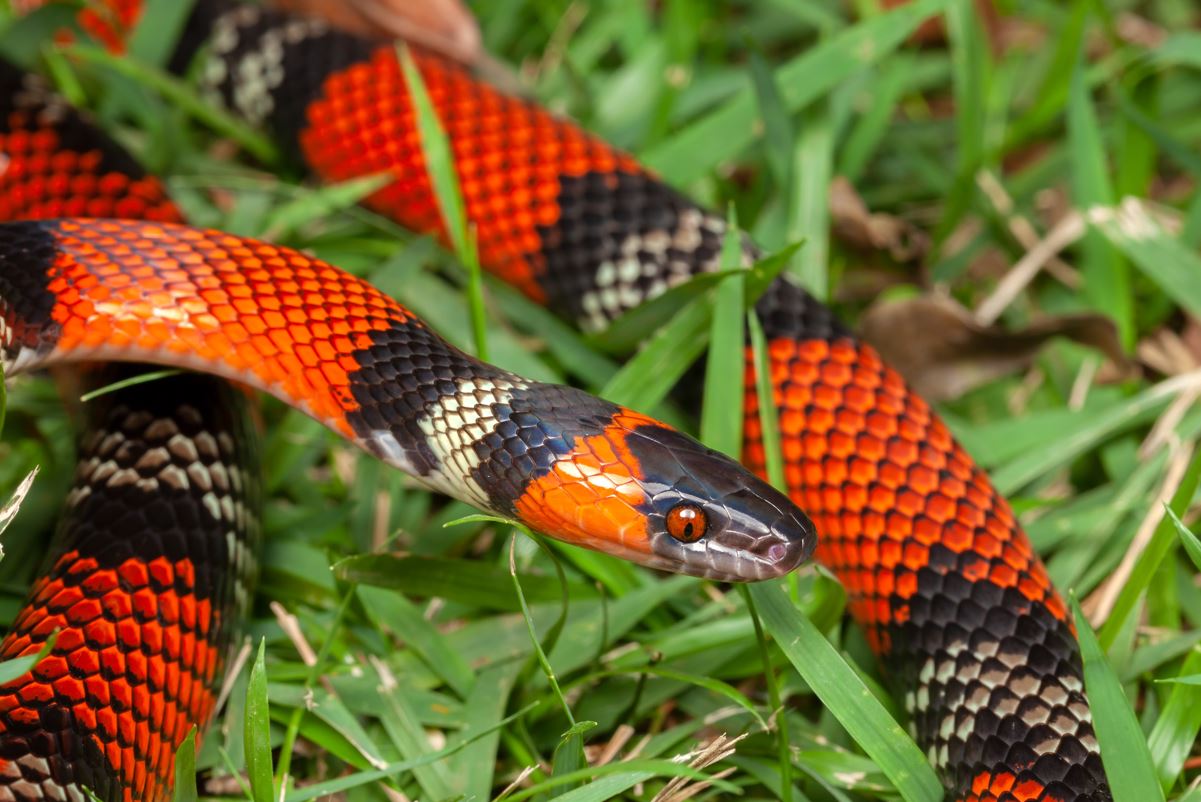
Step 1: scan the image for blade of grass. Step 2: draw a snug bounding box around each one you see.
[1097,451,1201,649]
[788,98,833,298]
[1068,48,1132,347]
[245,640,274,802]
[750,581,942,802]
[642,0,950,185]
[1171,507,1201,572]
[398,44,491,358]
[501,759,738,802]
[748,314,785,490]
[172,727,198,802]
[64,43,279,165]
[1070,597,1165,802]
[0,631,57,685]
[335,553,598,610]
[282,702,539,802]
[375,670,456,799]
[446,661,521,799]
[741,585,793,802]
[699,209,746,458]
[509,535,577,727]
[127,0,194,67]
[1087,200,1201,322]
[933,0,988,250]
[1148,648,1201,790]
[601,244,794,412]
[990,373,1197,495]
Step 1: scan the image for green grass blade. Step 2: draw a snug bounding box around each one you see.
[261,173,392,241]
[398,44,490,360]
[1087,200,1201,322]
[397,45,465,255]
[749,582,942,802]
[128,0,194,67]
[933,0,988,249]
[0,631,57,686]
[642,0,950,185]
[65,44,279,164]
[282,702,538,801]
[501,759,737,801]
[1068,47,1131,347]
[245,640,274,802]
[335,553,598,610]
[1098,451,1201,649]
[748,44,795,190]
[376,675,455,799]
[747,314,786,491]
[699,210,746,457]
[172,727,198,802]
[788,99,832,298]
[447,662,521,798]
[600,290,716,412]
[1070,597,1165,802]
[1147,648,1201,790]
[357,586,476,698]
[990,376,1189,494]
[1170,507,1201,572]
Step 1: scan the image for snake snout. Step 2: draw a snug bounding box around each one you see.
[625,423,817,582]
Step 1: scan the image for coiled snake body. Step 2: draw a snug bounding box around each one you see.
[0,2,1112,800]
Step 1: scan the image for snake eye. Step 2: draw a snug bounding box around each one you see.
[666,503,708,543]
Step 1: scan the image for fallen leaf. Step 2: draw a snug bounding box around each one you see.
[830,177,929,263]
[1137,316,1201,378]
[271,0,482,64]
[858,293,1134,401]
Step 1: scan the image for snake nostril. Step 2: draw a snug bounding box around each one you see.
[766,543,789,563]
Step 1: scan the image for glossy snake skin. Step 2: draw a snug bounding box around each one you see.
[0,56,811,801]
[168,3,1111,798]
[0,1,1114,800]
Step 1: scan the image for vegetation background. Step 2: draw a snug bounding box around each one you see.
[2,0,1201,800]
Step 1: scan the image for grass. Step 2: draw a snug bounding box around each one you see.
[2,0,1201,800]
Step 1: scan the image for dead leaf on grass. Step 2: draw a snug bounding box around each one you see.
[859,293,1133,401]
[830,177,929,262]
[272,0,482,64]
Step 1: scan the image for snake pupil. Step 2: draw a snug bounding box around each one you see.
[667,503,707,543]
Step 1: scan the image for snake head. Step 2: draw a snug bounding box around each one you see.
[510,401,815,582]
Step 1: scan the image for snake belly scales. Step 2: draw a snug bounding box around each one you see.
[0,2,1113,801]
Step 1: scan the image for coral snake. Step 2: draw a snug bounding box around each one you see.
[0,1,1113,800]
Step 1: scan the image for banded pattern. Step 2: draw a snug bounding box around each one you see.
[0,64,248,802]
[0,369,259,802]
[0,218,814,584]
[0,61,180,224]
[169,2,1113,799]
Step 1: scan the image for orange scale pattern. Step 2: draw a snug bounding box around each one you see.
[742,336,1065,653]
[36,218,416,436]
[298,45,641,302]
[967,770,1064,802]
[0,551,219,802]
[0,116,180,224]
[513,408,656,559]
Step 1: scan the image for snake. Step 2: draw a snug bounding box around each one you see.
[0,1,1115,800]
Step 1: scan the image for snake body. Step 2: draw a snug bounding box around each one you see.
[0,57,811,801]
[0,2,1114,800]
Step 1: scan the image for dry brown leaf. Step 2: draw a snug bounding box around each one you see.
[1136,315,1201,379]
[271,0,482,64]
[859,293,1133,402]
[830,177,929,262]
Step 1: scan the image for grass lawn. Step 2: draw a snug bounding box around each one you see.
[2,0,1201,800]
